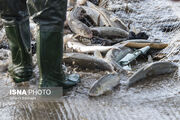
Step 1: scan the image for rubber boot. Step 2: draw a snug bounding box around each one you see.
[4,19,33,83]
[37,26,80,88]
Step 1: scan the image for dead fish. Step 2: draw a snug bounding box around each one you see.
[88,74,120,96]
[105,47,133,62]
[67,6,93,38]
[63,53,113,71]
[121,40,168,49]
[91,27,129,38]
[105,47,133,71]
[67,41,116,53]
[87,1,115,27]
[125,42,168,49]
[81,6,115,27]
[128,61,178,87]
[83,2,128,30]
[81,6,104,26]
[110,16,129,31]
[121,39,159,43]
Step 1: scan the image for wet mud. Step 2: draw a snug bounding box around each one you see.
[0,0,180,120]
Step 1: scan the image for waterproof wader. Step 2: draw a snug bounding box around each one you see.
[0,0,80,87]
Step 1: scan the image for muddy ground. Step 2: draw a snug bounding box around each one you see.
[0,0,180,120]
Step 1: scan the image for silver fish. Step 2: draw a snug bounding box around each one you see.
[128,61,178,87]
[91,27,129,38]
[67,6,93,38]
[86,1,117,27]
[88,74,120,96]
[81,6,125,30]
[121,39,157,43]
[67,41,116,53]
[81,6,104,26]
[63,53,113,71]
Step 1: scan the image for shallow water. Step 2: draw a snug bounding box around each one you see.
[0,0,180,120]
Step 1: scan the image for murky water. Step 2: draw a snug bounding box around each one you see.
[0,0,180,120]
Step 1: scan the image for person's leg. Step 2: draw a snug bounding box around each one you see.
[0,0,33,82]
[26,0,80,88]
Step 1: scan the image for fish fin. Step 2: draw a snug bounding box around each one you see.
[94,50,103,58]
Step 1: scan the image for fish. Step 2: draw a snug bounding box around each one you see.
[82,2,128,31]
[91,27,129,38]
[81,6,117,27]
[127,61,178,87]
[105,47,133,71]
[121,39,159,43]
[81,6,105,26]
[86,1,117,27]
[63,53,113,71]
[106,47,133,62]
[67,6,93,38]
[122,40,168,49]
[67,41,117,53]
[88,74,120,96]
